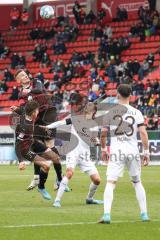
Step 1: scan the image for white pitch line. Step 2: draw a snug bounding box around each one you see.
[0,219,160,229]
[0,222,96,229]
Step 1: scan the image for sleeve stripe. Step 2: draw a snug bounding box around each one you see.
[137,123,145,127]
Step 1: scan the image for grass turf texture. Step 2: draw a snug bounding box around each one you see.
[0,165,160,240]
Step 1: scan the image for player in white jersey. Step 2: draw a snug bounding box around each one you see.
[53,94,103,207]
[99,84,150,223]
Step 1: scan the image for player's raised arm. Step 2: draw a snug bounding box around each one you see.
[138,125,150,166]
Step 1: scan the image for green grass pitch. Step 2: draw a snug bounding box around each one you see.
[0,165,160,240]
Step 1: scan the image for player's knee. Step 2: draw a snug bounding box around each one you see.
[131,176,141,184]
[91,175,101,185]
[43,164,50,173]
[66,169,74,179]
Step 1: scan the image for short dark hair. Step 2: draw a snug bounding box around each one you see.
[117,84,132,98]
[69,92,83,105]
[25,100,39,116]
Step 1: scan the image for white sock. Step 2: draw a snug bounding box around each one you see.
[87,183,98,200]
[55,176,69,202]
[133,182,147,213]
[34,174,39,180]
[104,182,115,214]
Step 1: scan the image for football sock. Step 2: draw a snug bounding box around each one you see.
[51,147,63,183]
[87,183,98,200]
[53,163,62,182]
[38,169,48,189]
[34,164,40,175]
[133,182,147,213]
[104,182,115,214]
[55,176,68,201]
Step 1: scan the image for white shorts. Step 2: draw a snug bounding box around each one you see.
[66,146,98,176]
[107,148,141,181]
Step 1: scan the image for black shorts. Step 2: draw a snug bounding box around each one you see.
[15,140,48,162]
[31,140,48,154]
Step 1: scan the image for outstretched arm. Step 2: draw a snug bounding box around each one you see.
[45,118,72,129]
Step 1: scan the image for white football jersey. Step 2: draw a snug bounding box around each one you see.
[70,114,98,150]
[108,104,144,151]
[71,124,89,150]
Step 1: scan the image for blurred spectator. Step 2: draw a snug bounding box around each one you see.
[32,78,44,91]
[130,23,138,37]
[48,81,58,92]
[0,44,9,59]
[36,72,44,84]
[129,22,146,41]
[10,7,20,29]
[90,67,98,80]
[84,51,95,65]
[57,15,69,27]
[3,69,14,82]
[33,44,42,61]
[115,7,128,21]
[103,25,112,39]
[138,60,149,80]
[138,5,150,23]
[9,86,19,100]
[73,1,81,24]
[44,79,50,90]
[41,53,51,68]
[152,79,160,94]
[132,59,141,75]
[84,10,96,24]
[53,89,64,110]
[92,80,99,92]
[73,63,85,77]
[53,72,59,82]
[88,90,98,102]
[106,64,117,82]
[44,26,56,39]
[71,51,85,64]
[50,60,65,73]
[18,53,26,68]
[97,8,106,22]
[146,114,159,130]
[0,79,8,94]
[121,8,128,20]
[33,44,47,62]
[93,26,103,40]
[79,8,86,24]
[133,80,144,95]
[21,8,29,25]
[53,41,66,55]
[30,28,43,40]
[11,53,19,69]
[146,53,155,67]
